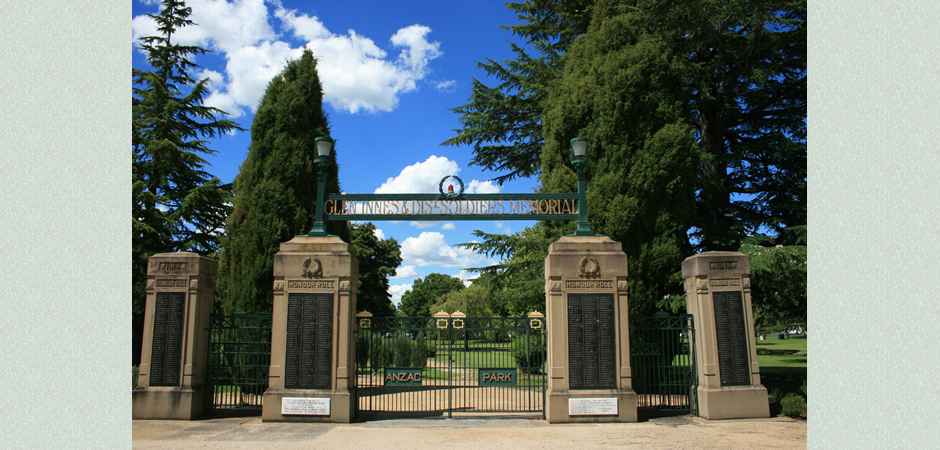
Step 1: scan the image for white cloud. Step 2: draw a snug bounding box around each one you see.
[389,283,412,306]
[441,223,456,230]
[131,0,274,53]
[132,1,443,115]
[375,156,502,196]
[457,270,476,287]
[409,221,436,229]
[390,25,441,78]
[400,231,491,268]
[393,265,418,279]
[375,155,456,193]
[434,79,456,92]
[466,179,499,194]
[373,227,385,240]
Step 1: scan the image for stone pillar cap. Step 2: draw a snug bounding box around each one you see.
[355,311,373,318]
[526,311,545,318]
[450,311,466,318]
[432,311,450,318]
[681,251,749,278]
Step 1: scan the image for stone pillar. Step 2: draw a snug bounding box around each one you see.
[133,252,216,419]
[544,236,637,423]
[262,235,358,422]
[682,251,769,419]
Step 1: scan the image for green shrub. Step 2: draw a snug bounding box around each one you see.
[780,393,806,418]
[381,336,428,368]
[512,335,546,373]
[356,334,371,371]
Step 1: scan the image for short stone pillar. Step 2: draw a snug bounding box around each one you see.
[262,235,358,422]
[544,236,637,423]
[133,252,217,419]
[682,251,770,419]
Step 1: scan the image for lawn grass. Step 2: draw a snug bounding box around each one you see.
[757,335,807,416]
[757,336,807,368]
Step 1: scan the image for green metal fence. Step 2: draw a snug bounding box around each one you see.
[630,313,697,418]
[354,316,546,419]
[206,312,272,416]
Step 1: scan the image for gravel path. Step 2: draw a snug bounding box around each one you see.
[133,415,805,449]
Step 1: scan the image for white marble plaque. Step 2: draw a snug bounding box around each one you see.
[281,397,330,416]
[568,397,618,416]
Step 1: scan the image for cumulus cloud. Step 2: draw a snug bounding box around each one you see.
[400,232,491,268]
[375,156,501,196]
[389,283,412,306]
[132,1,443,115]
[409,221,436,229]
[393,265,418,279]
[466,179,499,194]
[441,223,456,230]
[373,227,385,240]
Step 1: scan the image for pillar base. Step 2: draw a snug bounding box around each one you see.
[545,389,638,423]
[132,387,207,420]
[696,385,770,419]
[262,389,353,423]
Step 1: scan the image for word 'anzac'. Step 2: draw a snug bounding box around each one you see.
[326,199,578,216]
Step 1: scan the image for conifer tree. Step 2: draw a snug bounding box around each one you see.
[132,0,240,356]
[218,50,343,312]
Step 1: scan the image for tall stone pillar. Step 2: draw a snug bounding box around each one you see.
[262,236,358,422]
[682,251,769,419]
[544,236,637,423]
[133,252,216,419]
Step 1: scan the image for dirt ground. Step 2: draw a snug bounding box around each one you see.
[133,415,806,449]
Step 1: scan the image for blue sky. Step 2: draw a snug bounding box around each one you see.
[132,0,539,304]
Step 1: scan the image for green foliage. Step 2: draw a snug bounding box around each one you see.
[461,224,562,316]
[443,0,594,184]
[451,0,806,319]
[350,223,402,317]
[373,336,428,368]
[132,0,240,360]
[780,393,806,418]
[399,273,465,317]
[511,335,546,374]
[217,50,344,313]
[431,282,493,317]
[741,242,807,327]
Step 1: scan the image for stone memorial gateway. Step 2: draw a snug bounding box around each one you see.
[132,252,217,419]
[133,137,772,424]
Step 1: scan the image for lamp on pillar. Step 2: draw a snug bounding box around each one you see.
[569,137,593,236]
[307,136,334,237]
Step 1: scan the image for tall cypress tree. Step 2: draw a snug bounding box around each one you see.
[218,50,343,313]
[132,0,240,361]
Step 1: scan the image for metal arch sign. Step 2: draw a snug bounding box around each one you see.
[325,192,580,221]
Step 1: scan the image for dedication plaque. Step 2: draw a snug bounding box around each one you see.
[281,397,331,416]
[568,397,618,416]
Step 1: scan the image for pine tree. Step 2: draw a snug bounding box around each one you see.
[443,0,593,184]
[132,0,240,354]
[218,50,344,313]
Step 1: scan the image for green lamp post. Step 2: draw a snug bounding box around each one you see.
[307,136,334,237]
[570,137,593,236]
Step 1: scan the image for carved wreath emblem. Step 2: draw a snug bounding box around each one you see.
[302,257,322,279]
[579,257,601,279]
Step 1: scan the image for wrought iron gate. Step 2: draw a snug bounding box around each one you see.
[206,312,272,416]
[354,315,546,419]
[630,313,697,418]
